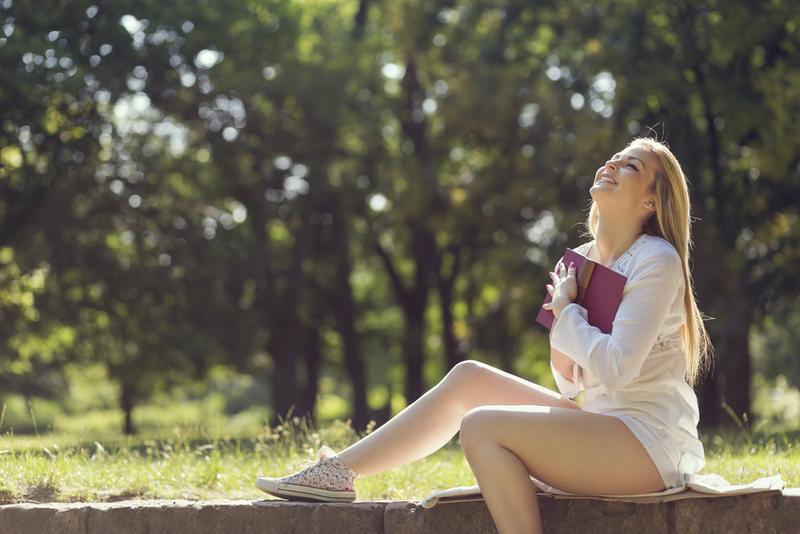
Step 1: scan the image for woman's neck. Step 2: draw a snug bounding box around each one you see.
[593,218,644,267]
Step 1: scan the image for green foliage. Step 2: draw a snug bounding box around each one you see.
[1,0,799,435]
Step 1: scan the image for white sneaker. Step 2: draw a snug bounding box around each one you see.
[256,445,358,502]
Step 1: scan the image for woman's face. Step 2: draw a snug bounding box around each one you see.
[589,146,658,214]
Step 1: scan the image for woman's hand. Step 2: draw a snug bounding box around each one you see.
[542,260,578,319]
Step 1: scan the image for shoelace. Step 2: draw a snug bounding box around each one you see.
[296,445,331,468]
[296,445,355,474]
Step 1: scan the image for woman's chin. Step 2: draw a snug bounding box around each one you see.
[589,190,617,209]
[590,180,617,190]
[589,187,611,201]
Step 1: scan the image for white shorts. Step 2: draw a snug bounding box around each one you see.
[610,413,684,489]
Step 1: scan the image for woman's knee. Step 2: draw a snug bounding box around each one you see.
[439,360,486,410]
[447,359,487,387]
[458,406,494,450]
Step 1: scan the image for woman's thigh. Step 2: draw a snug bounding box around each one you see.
[460,405,667,495]
[445,359,581,412]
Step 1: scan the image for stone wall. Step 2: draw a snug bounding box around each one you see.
[1,491,797,534]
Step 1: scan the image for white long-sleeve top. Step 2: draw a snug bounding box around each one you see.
[548,233,705,477]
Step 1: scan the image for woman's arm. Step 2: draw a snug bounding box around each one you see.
[550,346,576,383]
[549,249,683,392]
[550,312,582,398]
[549,344,582,399]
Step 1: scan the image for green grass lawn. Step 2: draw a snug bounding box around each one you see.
[0,415,797,504]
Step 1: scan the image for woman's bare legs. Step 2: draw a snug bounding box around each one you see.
[459,406,667,534]
[331,359,664,534]
[335,360,580,477]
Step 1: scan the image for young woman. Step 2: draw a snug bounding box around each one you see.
[256,138,714,534]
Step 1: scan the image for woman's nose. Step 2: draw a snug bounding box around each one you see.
[605,159,618,170]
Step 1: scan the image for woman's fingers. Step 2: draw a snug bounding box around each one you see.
[549,271,559,284]
[546,284,553,295]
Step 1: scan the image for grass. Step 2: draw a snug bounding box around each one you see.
[0,413,797,504]
[0,414,477,503]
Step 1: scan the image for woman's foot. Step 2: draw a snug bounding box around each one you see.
[255,445,359,502]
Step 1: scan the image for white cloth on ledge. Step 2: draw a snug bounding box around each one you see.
[418,473,787,508]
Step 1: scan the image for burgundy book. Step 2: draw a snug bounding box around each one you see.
[535,247,628,334]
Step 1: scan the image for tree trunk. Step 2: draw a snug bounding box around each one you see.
[693,217,723,430]
[267,322,303,427]
[695,367,721,430]
[404,229,436,402]
[438,274,461,371]
[248,190,314,427]
[699,300,753,431]
[693,218,754,430]
[300,323,322,428]
[404,298,427,403]
[399,57,438,402]
[719,273,754,428]
[435,245,465,371]
[120,380,136,435]
[330,207,369,431]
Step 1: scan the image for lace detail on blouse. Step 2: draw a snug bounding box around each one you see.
[652,331,682,353]
[611,234,649,275]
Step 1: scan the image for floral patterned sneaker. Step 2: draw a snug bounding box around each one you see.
[255,445,359,502]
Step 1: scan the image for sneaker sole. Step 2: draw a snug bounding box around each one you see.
[255,477,356,503]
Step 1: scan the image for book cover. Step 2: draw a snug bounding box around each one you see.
[535,247,627,334]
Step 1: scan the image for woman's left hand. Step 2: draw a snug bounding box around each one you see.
[542,261,578,319]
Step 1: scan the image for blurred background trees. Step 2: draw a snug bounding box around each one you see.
[1,0,798,434]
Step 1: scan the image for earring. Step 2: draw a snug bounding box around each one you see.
[645,201,655,208]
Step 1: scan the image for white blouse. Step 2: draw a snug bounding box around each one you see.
[547,233,705,476]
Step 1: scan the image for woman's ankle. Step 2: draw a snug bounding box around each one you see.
[333,453,360,479]
[336,451,359,476]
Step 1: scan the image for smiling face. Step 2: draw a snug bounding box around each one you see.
[589,146,659,216]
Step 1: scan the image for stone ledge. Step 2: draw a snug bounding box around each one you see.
[0,492,797,534]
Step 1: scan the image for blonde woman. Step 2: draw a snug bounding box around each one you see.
[256,138,714,534]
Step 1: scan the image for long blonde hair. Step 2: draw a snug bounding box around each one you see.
[583,137,715,386]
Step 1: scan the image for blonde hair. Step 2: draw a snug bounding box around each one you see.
[583,137,715,386]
